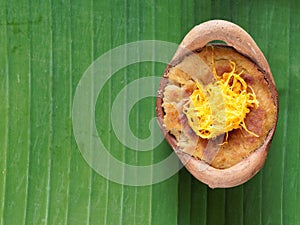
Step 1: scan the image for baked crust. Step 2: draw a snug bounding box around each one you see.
[162,45,277,169]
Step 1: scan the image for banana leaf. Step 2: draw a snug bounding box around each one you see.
[0,0,299,224]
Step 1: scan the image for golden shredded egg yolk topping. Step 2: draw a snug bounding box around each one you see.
[183,61,259,140]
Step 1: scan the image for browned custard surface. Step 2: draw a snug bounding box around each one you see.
[162,45,277,169]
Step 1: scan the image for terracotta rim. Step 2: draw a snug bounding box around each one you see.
[156,20,279,188]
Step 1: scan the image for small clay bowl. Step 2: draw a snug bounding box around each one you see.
[156,20,278,188]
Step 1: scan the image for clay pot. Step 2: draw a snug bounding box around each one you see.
[156,20,278,188]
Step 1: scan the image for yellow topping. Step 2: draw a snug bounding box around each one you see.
[183,61,259,140]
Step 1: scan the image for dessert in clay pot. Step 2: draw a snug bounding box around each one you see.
[156,20,278,188]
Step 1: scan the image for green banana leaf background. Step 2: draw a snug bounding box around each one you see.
[1,0,299,224]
